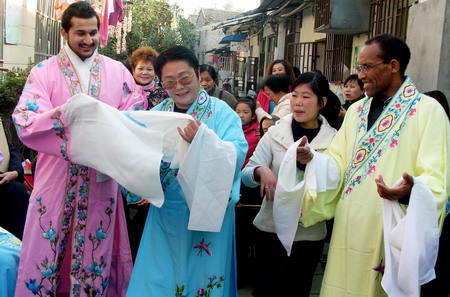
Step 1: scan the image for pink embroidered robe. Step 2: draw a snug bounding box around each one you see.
[12,49,144,297]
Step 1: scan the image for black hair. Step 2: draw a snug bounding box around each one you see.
[292,72,340,129]
[365,33,411,76]
[262,74,291,94]
[61,1,100,32]
[259,115,280,137]
[293,66,301,79]
[154,46,200,80]
[424,90,450,120]
[235,97,256,115]
[199,64,218,84]
[344,74,364,90]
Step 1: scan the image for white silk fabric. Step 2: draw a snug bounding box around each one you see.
[64,93,236,232]
[382,177,439,297]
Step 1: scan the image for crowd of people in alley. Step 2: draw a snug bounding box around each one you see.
[1,2,449,297]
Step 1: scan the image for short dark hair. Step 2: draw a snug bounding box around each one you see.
[344,74,364,90]
[61,1,100,32]
[199,64,218,83]
[259,115,280,137]
[262,74,291,94]
[365,33,411,76]
[293,72,340,129]
[154,46,199,80]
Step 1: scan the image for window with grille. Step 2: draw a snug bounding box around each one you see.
[265,35,276,72]
[35,0,61,62]
[284,18,301,58]
[286,42,317,74]
[258,37,266,77]
[369,0,419,40]
[323,34,352,82]
[219,56,232,72]
[314,0,331,31]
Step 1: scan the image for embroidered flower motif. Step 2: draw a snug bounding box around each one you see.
[377,115,394,132]
[409,108,416,117]
[91,65,100,73]
[402,84,416,98]
[194,275,225,297]
[43,227,57,243]
[395,103,401,109]
[25,279,43,294]
[87,260,104,276]
[357,105,362,114]
[96,227,107,241]
[25,99,39,111]
[63,69,74,77]
[72,283,81,295]
[74,232,84,248]
[72,261,81,272]
[90,85,99,97]
[369,138,375,144]
[367,165,377,175]
[354,148,367,165]
[377,149,383,155]
[83,284,101,296]
[41,262,57,278]
[345,188,352,195]
[389,139,398,148]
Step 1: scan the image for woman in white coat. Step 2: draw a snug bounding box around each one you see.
[242,72,339,297]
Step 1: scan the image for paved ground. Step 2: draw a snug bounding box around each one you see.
[237,243,328,297]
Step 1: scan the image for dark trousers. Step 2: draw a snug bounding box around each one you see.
[0,181,29,239]
[252,230,324,297]
[236,206,260,288]
[122,193,149,262]
[421,215,450,297]
[236,183,263,288]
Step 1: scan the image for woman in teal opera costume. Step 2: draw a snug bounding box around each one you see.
[126,46,247,297]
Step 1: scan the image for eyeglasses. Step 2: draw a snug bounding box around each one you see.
[161,72,195,89]
[355,62,387,73]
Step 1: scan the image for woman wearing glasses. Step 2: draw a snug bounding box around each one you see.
[126,46,247,297]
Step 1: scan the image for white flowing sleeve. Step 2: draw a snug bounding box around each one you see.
[177,123,237,232]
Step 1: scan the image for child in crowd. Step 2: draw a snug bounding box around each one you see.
[234,97,261,288]
[235,97,259,168]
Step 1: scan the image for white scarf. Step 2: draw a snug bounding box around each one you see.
[382,177,439,297]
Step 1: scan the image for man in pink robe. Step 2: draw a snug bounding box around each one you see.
[12,2,144,296]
